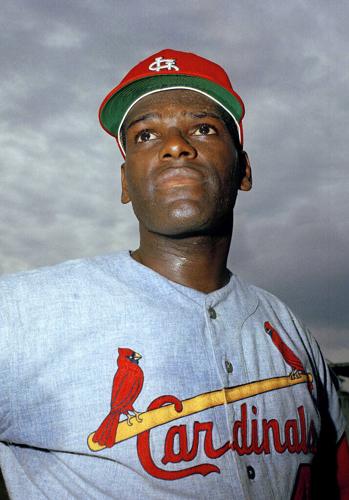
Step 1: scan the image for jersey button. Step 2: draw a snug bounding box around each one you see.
[208,306,217,319]
[246,465,255,480]
[225,360,233,374]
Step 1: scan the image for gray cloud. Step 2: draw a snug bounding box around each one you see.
[0,0,348,362]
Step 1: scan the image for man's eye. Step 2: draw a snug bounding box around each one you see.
[192,124,217,136]
[136,130,157,143]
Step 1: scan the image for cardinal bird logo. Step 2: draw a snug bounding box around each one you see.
[264,322,313,392]
[92,347,144,448]
[264,322,305,378]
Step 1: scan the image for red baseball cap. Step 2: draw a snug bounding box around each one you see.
[99,49,245,157]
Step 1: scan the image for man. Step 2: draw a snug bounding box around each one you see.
[0,49,348,499]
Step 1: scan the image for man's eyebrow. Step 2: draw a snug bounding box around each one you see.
[125,110,224,133]
[187,111,223,120]
[126,113,161,131]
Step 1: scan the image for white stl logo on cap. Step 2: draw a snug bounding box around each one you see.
[148,56,179,72]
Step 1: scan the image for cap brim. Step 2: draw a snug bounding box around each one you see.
[99,75,244,156]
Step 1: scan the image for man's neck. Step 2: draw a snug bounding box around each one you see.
[131,227,232,294]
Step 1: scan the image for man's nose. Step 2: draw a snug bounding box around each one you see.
[159,128,197,160]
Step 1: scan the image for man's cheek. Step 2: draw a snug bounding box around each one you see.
[126,176,146,201]
[128,184,156,214]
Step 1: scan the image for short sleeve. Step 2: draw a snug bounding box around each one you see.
[307,332,346,442]
[306,332,347,497]
[279,305,346,441]
[281,307,347,497]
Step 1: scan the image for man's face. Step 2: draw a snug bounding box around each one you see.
[121,89,242,237]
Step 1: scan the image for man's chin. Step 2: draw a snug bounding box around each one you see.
[137,199,233,238]
[148,216,228,239]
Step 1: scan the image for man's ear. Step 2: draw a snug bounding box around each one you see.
[238,151,252,191]
[120,163,131,204]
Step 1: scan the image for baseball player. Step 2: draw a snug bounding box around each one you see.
[0,49,348,499]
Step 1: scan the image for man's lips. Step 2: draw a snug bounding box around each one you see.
[155,166,205,188]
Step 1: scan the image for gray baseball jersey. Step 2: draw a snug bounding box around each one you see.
[0,251,345,499]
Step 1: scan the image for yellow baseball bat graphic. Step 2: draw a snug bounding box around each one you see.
[88,373,312,451]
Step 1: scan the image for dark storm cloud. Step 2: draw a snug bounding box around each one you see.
[0,0,348,361]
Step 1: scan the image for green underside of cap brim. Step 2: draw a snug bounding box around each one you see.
[100,75,243,137]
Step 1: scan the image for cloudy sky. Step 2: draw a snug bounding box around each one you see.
[1,0,348,365]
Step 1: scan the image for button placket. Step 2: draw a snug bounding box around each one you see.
[203,299,250,497]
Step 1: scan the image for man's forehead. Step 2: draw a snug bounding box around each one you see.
[123,89,224,126]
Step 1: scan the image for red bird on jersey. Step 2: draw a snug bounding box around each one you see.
[92,347,144,448]
[264,321,305,378]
